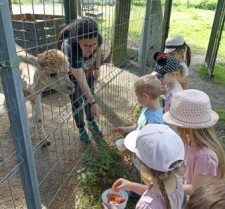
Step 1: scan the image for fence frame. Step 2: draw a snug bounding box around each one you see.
[205,0,225,77]
[140,0,152,75]
[161,0,173,51]
[0,1,42,208]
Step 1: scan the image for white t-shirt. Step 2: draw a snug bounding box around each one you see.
[164,83,183,112]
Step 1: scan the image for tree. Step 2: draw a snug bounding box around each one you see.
[138,0,163,67]
[8,0,12,14]
[111,0,132,66]
[63,0,78,24]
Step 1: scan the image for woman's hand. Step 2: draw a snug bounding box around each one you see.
[91,103,102,120]
[94,69,100,81]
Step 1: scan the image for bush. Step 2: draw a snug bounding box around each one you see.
[193,0,217,10]
[173,0,217,10]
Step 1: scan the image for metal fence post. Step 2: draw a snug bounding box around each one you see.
[140,0,152,75]
[63,0,78,24]
[161,0,173,51]
[0,1,42,209]
[205,0,225,77]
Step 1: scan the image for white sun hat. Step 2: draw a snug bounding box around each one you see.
[163,89,219,128]
[164,35,186,53]
[124,124,184,172]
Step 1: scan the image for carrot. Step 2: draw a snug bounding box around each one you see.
[112,184,116,192]
[107,193,125,204]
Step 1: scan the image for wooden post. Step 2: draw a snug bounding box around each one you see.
[161,0,173,51]
[63,0,78,24]
[111,0,132,66]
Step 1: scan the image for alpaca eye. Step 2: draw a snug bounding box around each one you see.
[48,73,57,77]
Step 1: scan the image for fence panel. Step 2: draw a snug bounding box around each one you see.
[0,0,164,208]
[0,1,41,209]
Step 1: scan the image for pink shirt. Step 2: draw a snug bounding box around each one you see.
[136,177,184,209]
[185,145,219,184]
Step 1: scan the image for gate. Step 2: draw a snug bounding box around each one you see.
[205,0,225,77]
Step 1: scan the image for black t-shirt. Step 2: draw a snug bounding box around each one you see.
[61,34,103,70]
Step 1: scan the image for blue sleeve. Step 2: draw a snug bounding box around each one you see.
[136,107,148,130]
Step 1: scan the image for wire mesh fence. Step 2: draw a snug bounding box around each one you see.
[0,0,165,208]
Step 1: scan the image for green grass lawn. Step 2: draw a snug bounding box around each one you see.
[169,6,225,59]
[197,63,225,85]
[97,3,225,60]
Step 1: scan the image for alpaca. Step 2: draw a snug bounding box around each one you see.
[1,45,74,146]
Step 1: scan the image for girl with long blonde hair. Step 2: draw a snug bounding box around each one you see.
[164,35,191,89]
[104,124,185,209]
[153,52,185,112]
[164,89,225,196]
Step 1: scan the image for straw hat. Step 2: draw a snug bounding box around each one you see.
[164,35,186,53]
[163,89,219,128]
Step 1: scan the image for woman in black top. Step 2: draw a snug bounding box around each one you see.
[59,17,102,143]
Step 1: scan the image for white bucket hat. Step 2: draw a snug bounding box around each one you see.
[164,35,186,53]
[163,89,219,128]
[124,124,184,172]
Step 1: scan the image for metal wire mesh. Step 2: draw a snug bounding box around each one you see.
[0,0,164,208]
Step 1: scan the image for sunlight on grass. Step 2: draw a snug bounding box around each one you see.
[197,63,225,85]
[97,4,144,42]
[170,7,216,54]
[218,111,225,125]
[169,6,225,61]
[97,4,225,60]
[217,110,225,150]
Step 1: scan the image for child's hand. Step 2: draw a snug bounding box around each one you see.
[112,178,132,192]
[112,127,130,135]
[102,203,118,209]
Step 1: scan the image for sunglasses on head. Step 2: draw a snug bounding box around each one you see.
[151,71,163,79]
